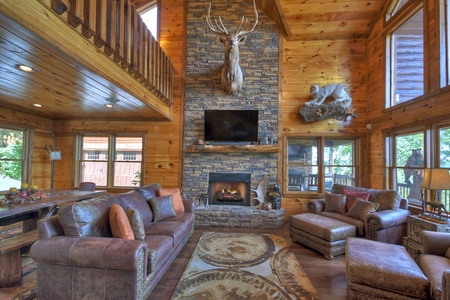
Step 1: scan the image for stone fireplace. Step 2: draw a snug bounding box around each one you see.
[208,173,251,206]
[182,0,280,203]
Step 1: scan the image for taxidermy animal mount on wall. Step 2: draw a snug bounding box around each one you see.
[206,0,258,95]
[299,84,359,122]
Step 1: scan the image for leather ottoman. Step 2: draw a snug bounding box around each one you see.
[346,237,429,299]
[289,213,356,259]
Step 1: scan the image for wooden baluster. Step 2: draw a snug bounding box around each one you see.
[82,0,96,38]
[121,0,132,69]
[68,0,83,28]
[51,0,70,15]
[105,0,118,56]
[141,25,149,85]
[149,34,155,89]
[128,6,138,75]
[136,16,145,80]
[94,0,107,48]
[114,0,125,63]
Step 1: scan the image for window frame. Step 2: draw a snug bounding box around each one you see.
[0,125,31,192]
[386,121,450,210]
[283,136,360,195]
[74,132,145,189]
[385,3,425,108]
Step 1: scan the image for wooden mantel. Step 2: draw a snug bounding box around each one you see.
[0,0,171,119]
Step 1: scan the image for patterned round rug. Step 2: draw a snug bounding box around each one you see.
[171,268,293,300]
[196,232,275,268]
[171,232,319,300]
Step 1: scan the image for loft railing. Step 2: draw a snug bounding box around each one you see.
[49,0,173,105]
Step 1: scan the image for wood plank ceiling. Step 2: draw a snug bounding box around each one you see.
[0,0,385,121]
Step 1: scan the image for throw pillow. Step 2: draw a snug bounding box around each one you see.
[109,204,135,240]
[446,247,450,259]
[346,198,380,221]
[324,194,347,214]
[137,183,162,201]
[149,195,177,221]
[125,207,145,241]
[343,189,370,211]
[157,188,184,213]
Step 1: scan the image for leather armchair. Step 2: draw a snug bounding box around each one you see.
[420,231,450,300]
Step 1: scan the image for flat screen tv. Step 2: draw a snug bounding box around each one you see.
[204,110,258,145]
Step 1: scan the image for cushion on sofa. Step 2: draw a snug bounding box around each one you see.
[58,194,119,237]
[324,193,346,214]
[149,195,177,221]
[369,189,402,211]
[145,221,189,246]
[157,188,185,213]
[346,198,380,221]
[137,183,162,201]
[343,189,370,211]
[320,211,365,236]
[126,207,145,241]
[110,204,135,240]
[117,190,154,227]
[145,235,173,274]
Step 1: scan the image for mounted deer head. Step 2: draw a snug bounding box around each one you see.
[206,0,258,95]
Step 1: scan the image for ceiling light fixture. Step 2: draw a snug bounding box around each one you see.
[105,104,114,108]
[17,65,35,73]
[105,97,120,103]
[32,103,43,107]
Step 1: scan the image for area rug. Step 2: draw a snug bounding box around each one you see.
[171,232,319,300]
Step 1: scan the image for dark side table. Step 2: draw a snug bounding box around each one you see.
[405,215,450,263]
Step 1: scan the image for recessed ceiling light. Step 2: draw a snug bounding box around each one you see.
[105,104,114,108]
[17,65,35,73]
[32,103,43,107]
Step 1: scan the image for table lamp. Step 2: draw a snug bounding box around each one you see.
[421,168,450,222]
[421,168,450,202]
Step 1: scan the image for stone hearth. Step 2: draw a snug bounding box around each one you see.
[194,205,285,229]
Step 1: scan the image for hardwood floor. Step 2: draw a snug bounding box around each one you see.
[0,222,349,299]
[149,222,349,300]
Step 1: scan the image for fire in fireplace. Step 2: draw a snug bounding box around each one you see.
[208,173,251,206]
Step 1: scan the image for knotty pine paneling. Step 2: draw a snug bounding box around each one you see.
[366,0,450,191]
[0,107,54,190]
[280,38,368,219]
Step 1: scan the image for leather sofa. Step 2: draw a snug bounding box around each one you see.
[30,184,194,300]
[308,184,410,244]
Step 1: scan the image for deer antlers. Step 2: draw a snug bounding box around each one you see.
[206,0,258,37]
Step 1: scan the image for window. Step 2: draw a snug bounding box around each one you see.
[285,137,358,193]
[140,5,158,39]
[76,134,144,188]
[386,0,409,21]
[386,7,424,107]
[0,127,29,191]
[386,123,450,209]
[388,131,425,205]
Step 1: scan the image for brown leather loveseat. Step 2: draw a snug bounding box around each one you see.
[30,183,194,300]
[308,184,410,244]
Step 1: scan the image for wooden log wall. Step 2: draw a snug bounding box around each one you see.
[366,0,450,190]
[0,108,54,190]
[280,38,369,218]
[53,0,186,191]
[48,0,174,105]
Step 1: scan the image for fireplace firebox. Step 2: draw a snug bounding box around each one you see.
[208,173,251,206]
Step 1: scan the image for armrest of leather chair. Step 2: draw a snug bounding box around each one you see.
[30,236,148,271]
[366,209,411,230]
[308,199,325,213]
[422,231,450,256]
[443,270,450,300]
[182,199,195,213]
